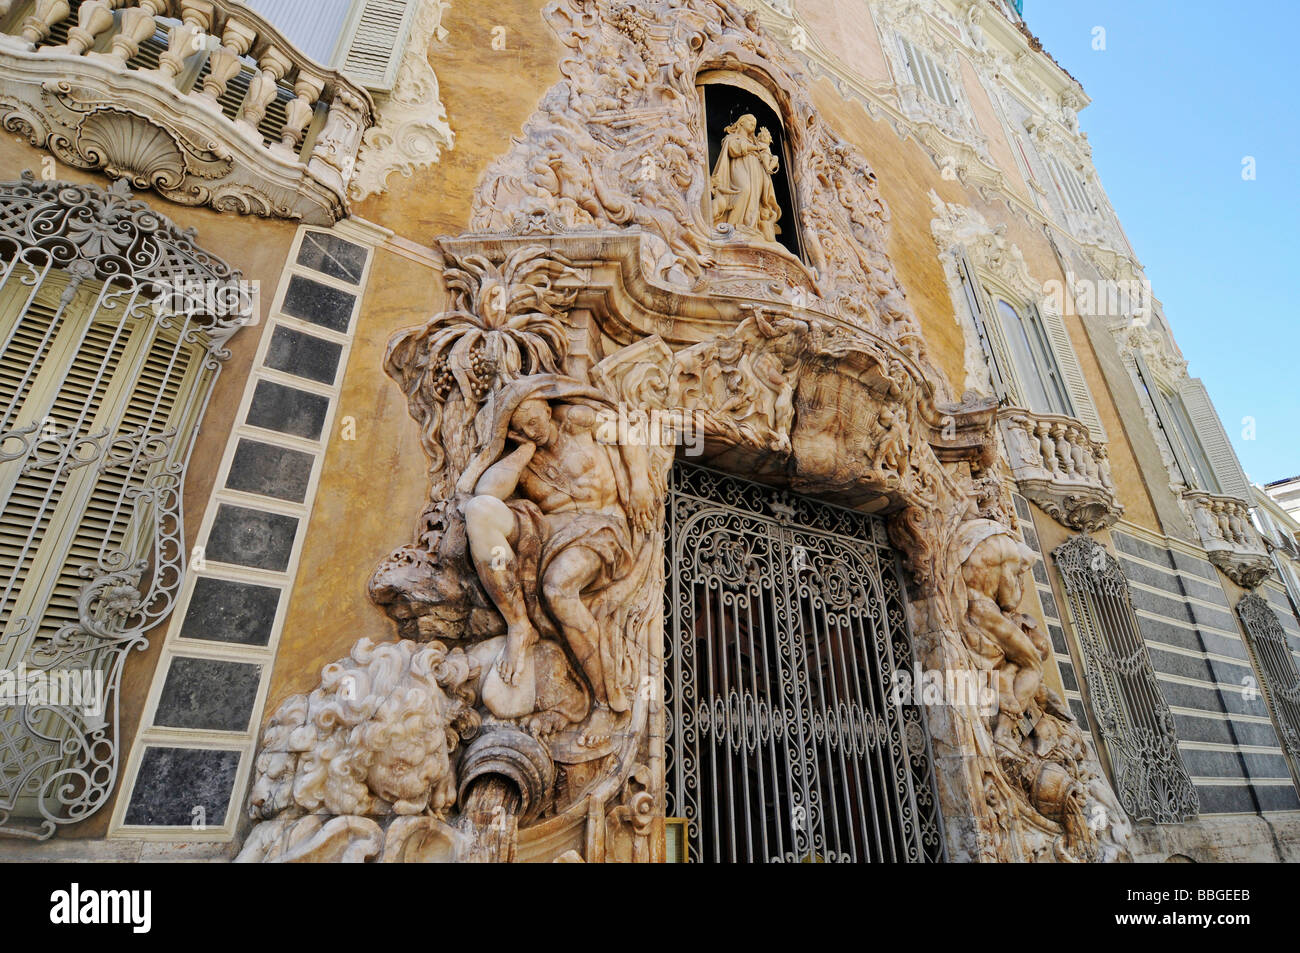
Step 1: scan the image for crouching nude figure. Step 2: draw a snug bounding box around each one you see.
[457,376,656,748]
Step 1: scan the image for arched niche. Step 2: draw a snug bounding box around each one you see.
[696,69,804,261]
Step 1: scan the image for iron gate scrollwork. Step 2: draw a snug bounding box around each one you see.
[664,463,946,862]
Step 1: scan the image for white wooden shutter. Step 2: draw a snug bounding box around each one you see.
[1132,352,1197,490]
[1177,377,1253,502]
[1035,301,1104,438]
[954,247,1012,402]
[337,0,417,92]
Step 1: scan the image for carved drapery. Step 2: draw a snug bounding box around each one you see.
[238,0,1130,863]
[0,173,247,839]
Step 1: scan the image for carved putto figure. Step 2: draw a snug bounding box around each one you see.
[710,114,783,243]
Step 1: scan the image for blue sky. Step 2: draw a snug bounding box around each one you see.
[1025,1,1300,485]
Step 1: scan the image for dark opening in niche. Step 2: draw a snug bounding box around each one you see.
[702,82,802,260]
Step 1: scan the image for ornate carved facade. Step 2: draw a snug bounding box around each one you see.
[2,0,1297,868]
[232,0,1130,863]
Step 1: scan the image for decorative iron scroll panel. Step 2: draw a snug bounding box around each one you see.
[1052,535,1198,824]
[0,175,244,839]
[664,464,945,863]
[1236,594,1300,785]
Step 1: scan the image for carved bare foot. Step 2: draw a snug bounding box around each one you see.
[578,705,616,748]
[497,624,535,686]
[523,710,570,740]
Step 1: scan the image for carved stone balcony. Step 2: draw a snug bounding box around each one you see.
[997,407,1122,532]
[1183,491,1273,589]
[0,0,373,224]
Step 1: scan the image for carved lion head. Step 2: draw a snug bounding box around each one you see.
[247,639,480,821]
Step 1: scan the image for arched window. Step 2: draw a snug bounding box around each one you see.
[697,72,803,261]
[0,174,248,839]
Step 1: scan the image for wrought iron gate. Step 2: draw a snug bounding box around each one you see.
[664,463,946,862]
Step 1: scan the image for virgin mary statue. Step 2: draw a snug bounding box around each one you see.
[710,114,783,243]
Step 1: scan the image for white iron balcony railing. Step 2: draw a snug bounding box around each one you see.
[997,407,1122,532]
[1183,490,1273,589]
[0,0,374,224]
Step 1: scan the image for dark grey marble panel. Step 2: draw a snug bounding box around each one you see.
[264,325,343,385]
[1013,494,1031,521]
[205,504,298,572]
[226,439,315,503]
[280,275,355,333]
[154,657,261,732]
[179,577,280,647]
[1068,697,1090,731]
[1127,585,1196,625]
[1058,663,1078,693]
[1180,747,1247,779]
[124,747,240,826]
[1172,713,1236,746]
[1241,751,1294,781]
[1193,783,1256,814]
[1255,784,1300,812]
[1037,587,1060,621]
[1049,623,1068,655]
[1155,678,1227,715]
[1170,550,1222,583]
[246,380,329,440]
[1147,647,1213,683]
[1112,531,1174,569]
[295,232,366,284]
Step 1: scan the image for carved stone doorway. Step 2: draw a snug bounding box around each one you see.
[664,463,946,862]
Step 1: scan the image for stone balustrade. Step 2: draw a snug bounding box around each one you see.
[0,0,373,223]
[1183,490,1273,589]
[997,407,1122,531]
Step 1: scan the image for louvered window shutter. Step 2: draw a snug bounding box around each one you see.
[1131,352,1198,490]
[1033,301,1104,438]
[0,279,199,665]
[337,0,417,92]
[954,247,1012,402]
[1177,377,1253,502]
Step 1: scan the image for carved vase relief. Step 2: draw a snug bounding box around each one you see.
[237,0,1131,863]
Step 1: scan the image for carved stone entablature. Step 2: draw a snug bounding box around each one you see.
[1183,491,1273,589]
[0,1,375,224]
[998,408,1121,532]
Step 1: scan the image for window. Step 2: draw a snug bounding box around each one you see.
[899,36,957,107]
[0,175,246,838]
[1053,535,1198,823]
[1045,155,1093,216]
[1132,356,1253,500]
[953,246,1101,431]
[993,297,1073,417]
[1236,594,1300,787]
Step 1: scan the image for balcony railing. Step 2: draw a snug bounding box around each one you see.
[998,407,1122,532]
[0,0,373,223]
[1183,491,1273,589]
